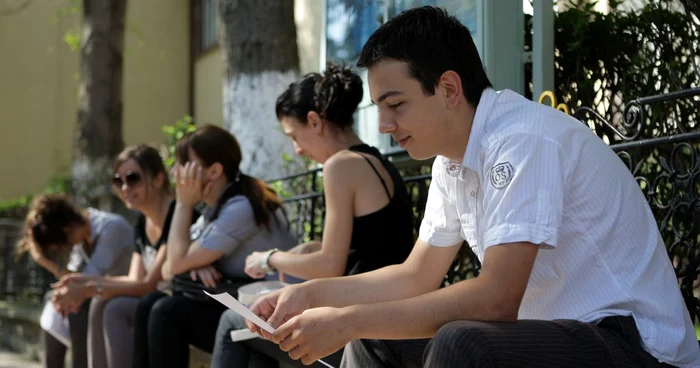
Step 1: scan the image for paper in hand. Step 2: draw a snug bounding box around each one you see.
[204,291,335,368]
[203,291,274,334]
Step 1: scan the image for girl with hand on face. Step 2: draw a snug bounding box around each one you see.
[132,125,296,368]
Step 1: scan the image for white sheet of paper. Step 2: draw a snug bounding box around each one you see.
[204,291,335,368]
[203,291,274,334]
[230,328,259,342]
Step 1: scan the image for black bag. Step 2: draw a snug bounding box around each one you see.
[171,273,253,302]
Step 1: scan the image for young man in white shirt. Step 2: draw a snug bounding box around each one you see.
[247,6,700,367]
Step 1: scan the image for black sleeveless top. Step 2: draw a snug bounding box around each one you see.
[344,144,415,275]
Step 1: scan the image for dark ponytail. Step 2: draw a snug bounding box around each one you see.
[175,125,284,227]
[275,62,363,129]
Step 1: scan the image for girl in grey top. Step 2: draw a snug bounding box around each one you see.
[132,124,295,368]
[16,194,132,368]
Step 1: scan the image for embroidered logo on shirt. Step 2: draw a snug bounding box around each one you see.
[490,162,514,189]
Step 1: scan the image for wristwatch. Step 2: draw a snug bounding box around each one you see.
[261,248,280,275]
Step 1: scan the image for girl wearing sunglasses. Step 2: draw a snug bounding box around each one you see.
[17,193,133,368]
[49,144,198,368]
[132,125,296,368]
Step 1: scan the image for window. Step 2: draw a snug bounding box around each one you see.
[326,0,385,64]
[192,0,219,57]
[325,0,478,152]
[201,0,218,52]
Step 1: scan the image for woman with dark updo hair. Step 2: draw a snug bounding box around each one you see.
[211,63,416,367]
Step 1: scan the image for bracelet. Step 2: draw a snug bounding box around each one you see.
[261,248,279,275]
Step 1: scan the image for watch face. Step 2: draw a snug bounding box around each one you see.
[262,249,279,275]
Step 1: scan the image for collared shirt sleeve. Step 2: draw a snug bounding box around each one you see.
[419,158,463,247]
[481,134,567,250]
[195,197,259,254]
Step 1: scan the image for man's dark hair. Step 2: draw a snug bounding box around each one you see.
[357,6,492,107]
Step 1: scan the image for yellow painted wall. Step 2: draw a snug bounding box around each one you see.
[192,0,323,127]
[122,1,190,148]
[0,0,190,200]
[194,48,224,127]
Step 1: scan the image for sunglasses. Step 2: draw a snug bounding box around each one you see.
[112,171,143,188]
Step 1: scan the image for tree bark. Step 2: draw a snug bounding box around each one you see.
[218,0,301,180]
[72,0,126,206]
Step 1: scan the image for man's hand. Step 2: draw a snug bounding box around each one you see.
[244,251,267,279]
[273,307,352,365]
[190,265,221,288]
[246,284,312,338]
[174,162,207,207]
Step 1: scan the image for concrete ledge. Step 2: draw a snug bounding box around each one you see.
[189,345,212,368]
[0,300,43,362]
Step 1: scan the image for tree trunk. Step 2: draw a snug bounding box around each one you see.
[218,0,301,181]
[72,0,126,207]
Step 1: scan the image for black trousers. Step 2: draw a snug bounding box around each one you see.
[43,299,91,368]
[341,316,673,368]
[131,291,228,368]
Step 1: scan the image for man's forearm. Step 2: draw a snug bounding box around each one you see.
[341,276,514,340]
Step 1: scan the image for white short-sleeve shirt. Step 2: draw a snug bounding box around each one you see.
[419,88,700,367]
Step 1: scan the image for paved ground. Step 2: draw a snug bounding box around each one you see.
[0,348,40,368]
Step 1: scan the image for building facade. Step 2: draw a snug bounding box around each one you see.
[1,0,552,199]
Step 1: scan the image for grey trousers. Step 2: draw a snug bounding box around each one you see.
[88,296,139,368]
[341,316,670,368]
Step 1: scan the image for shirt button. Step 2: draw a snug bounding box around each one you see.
[470,191,476,197]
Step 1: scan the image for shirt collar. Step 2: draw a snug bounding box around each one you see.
[445,88,498,179]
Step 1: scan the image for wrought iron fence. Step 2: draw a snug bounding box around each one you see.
[270,150,481,287]
[0,219,53,302]
[575,87,700,323]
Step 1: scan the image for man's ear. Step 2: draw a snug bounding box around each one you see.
[307,111,325,135]
[439,70,464,109]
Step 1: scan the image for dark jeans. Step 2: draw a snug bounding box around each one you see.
[132,291,228,368]
[342,316,673,368]
[211,309,278,368]
[43,299,91,368]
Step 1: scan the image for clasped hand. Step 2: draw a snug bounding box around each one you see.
[50,273,92,316]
